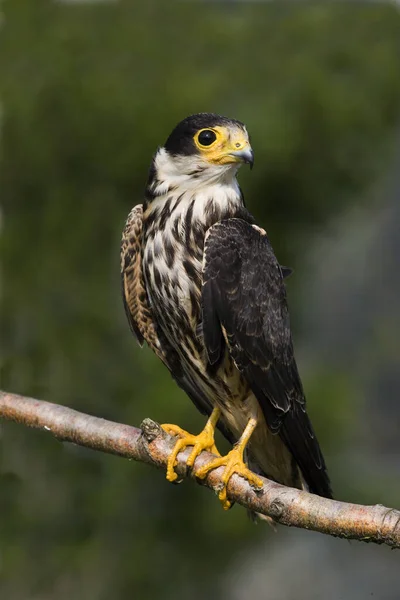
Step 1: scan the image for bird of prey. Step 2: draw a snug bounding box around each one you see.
[121,113,332,510]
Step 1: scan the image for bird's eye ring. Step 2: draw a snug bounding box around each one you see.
[197,129,217,147]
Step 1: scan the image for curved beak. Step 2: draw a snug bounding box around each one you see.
[229,147,254,170]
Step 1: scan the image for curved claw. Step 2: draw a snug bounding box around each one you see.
[195,447,263,510]
[161,424,194,482]
[194,416,263,510]
[161,408,221,483]
[186,437,220,469]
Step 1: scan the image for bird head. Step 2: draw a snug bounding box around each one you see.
[164,113,254,172]
[146,114,253,199]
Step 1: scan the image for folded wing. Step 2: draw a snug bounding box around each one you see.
[202,218,332,498]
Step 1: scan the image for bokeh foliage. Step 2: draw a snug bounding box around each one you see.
[1,2,400,599]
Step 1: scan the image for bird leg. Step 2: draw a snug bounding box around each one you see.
[195,417,263,510]
[161,408,221,482]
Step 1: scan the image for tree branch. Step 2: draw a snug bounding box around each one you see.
[0,389,399,548]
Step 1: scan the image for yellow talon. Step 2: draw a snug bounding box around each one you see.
[162,423,192,438]
[195,417,263,510]
[161,408,221,483]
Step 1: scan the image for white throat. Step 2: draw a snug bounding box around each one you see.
[151,147,242,196]
[144,148,245,229]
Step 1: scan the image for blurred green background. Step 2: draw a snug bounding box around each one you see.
[1,2,400,599]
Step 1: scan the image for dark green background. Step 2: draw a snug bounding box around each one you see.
[1,2,400,599]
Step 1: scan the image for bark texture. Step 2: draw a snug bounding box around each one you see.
[0,390,399,548]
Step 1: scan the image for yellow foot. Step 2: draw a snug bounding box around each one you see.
[195,417,263,510]
[161,408,221,483]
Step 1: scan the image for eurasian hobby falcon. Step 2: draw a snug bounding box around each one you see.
[121,113,332,510]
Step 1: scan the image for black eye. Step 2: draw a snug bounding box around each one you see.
[198,129,217,146]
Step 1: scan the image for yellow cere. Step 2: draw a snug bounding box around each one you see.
[194,125,251,166]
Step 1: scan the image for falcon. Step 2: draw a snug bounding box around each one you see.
[121,113,332,510]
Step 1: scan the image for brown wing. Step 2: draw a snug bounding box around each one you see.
[121,205,237,445]
[121,204,167,363]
